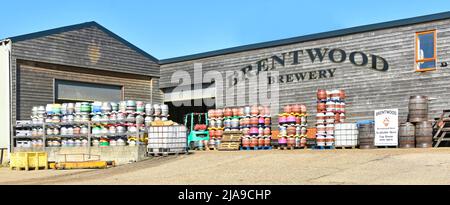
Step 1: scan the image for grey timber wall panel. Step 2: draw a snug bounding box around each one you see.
[12,26,159,77]
[160,19,450,124]
[151,78,164,104]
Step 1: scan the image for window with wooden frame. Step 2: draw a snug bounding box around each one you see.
[415,30,437,72]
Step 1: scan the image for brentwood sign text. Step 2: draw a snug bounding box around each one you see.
[230,48,389,86]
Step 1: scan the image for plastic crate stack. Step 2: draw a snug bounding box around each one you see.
[37,103,92,147]
[91,101,133,147]
[21,101,170,148]
[207,109,225,149]
[316,89,346,148]
[277,104,308,149]
[144,104,169,127]
[239,105,272,150]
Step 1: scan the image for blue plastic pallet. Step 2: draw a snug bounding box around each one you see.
[312,145,335,150]
[240,146,272,150]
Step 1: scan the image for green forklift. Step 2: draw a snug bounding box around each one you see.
[184,112,210,150]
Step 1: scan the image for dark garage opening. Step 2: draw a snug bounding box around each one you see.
[167,98,215,125]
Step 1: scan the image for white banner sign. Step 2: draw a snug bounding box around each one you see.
[374,109,399,146]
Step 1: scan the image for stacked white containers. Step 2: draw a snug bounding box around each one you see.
[20,101,169,148]
[147,125,187,153]
[145,103,170,124]
[334,123,358,147]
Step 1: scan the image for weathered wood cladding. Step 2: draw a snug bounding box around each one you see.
[12,26,159,76]
[160,19,450,123]
[151,78,164,104]
[16,63,155,120]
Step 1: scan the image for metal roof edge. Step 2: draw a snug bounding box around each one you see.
[160,11,450,65]
[9,21,96,42]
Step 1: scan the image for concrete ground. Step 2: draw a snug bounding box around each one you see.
[1,148,449,185]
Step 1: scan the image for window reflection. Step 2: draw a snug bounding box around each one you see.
[415,31,436,71]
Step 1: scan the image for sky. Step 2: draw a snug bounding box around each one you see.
[1,0,450,60]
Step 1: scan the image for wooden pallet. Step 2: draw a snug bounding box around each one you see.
[433,110,450,147]
[148,148,187,152]
[148,151,187,157]
[376,146,398,149]
[222,131,243,142]
[218,142,240,151]
[148,148,188,156]
[221,138,242,143]
[277,146,295,150]
[192,146,218,151]
[206,147,218,151]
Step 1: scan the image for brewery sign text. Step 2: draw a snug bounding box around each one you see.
[374,109,399,146]
[230,48,389,86]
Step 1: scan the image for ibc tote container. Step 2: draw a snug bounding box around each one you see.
[147,125,187,153]
[334,123,358,147]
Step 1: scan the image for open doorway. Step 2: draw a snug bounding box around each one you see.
[166,98,215,125]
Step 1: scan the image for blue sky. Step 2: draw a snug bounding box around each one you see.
[1,0,450,60]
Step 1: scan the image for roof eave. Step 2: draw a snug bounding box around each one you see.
[160,11,450,65]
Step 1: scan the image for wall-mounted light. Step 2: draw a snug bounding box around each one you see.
[441,62,448,67]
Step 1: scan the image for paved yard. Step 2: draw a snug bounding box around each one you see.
[1,148,449,185]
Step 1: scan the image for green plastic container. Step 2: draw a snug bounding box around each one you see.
[99,141,109,147]
[80,102,91,113]
[52,104,61,115]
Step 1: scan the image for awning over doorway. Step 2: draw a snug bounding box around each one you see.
[164,86,216,102]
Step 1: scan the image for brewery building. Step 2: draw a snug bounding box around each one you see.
[1,11,450,152]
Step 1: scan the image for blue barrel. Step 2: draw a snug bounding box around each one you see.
[356,120,374,128]
[92,101,102,113]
